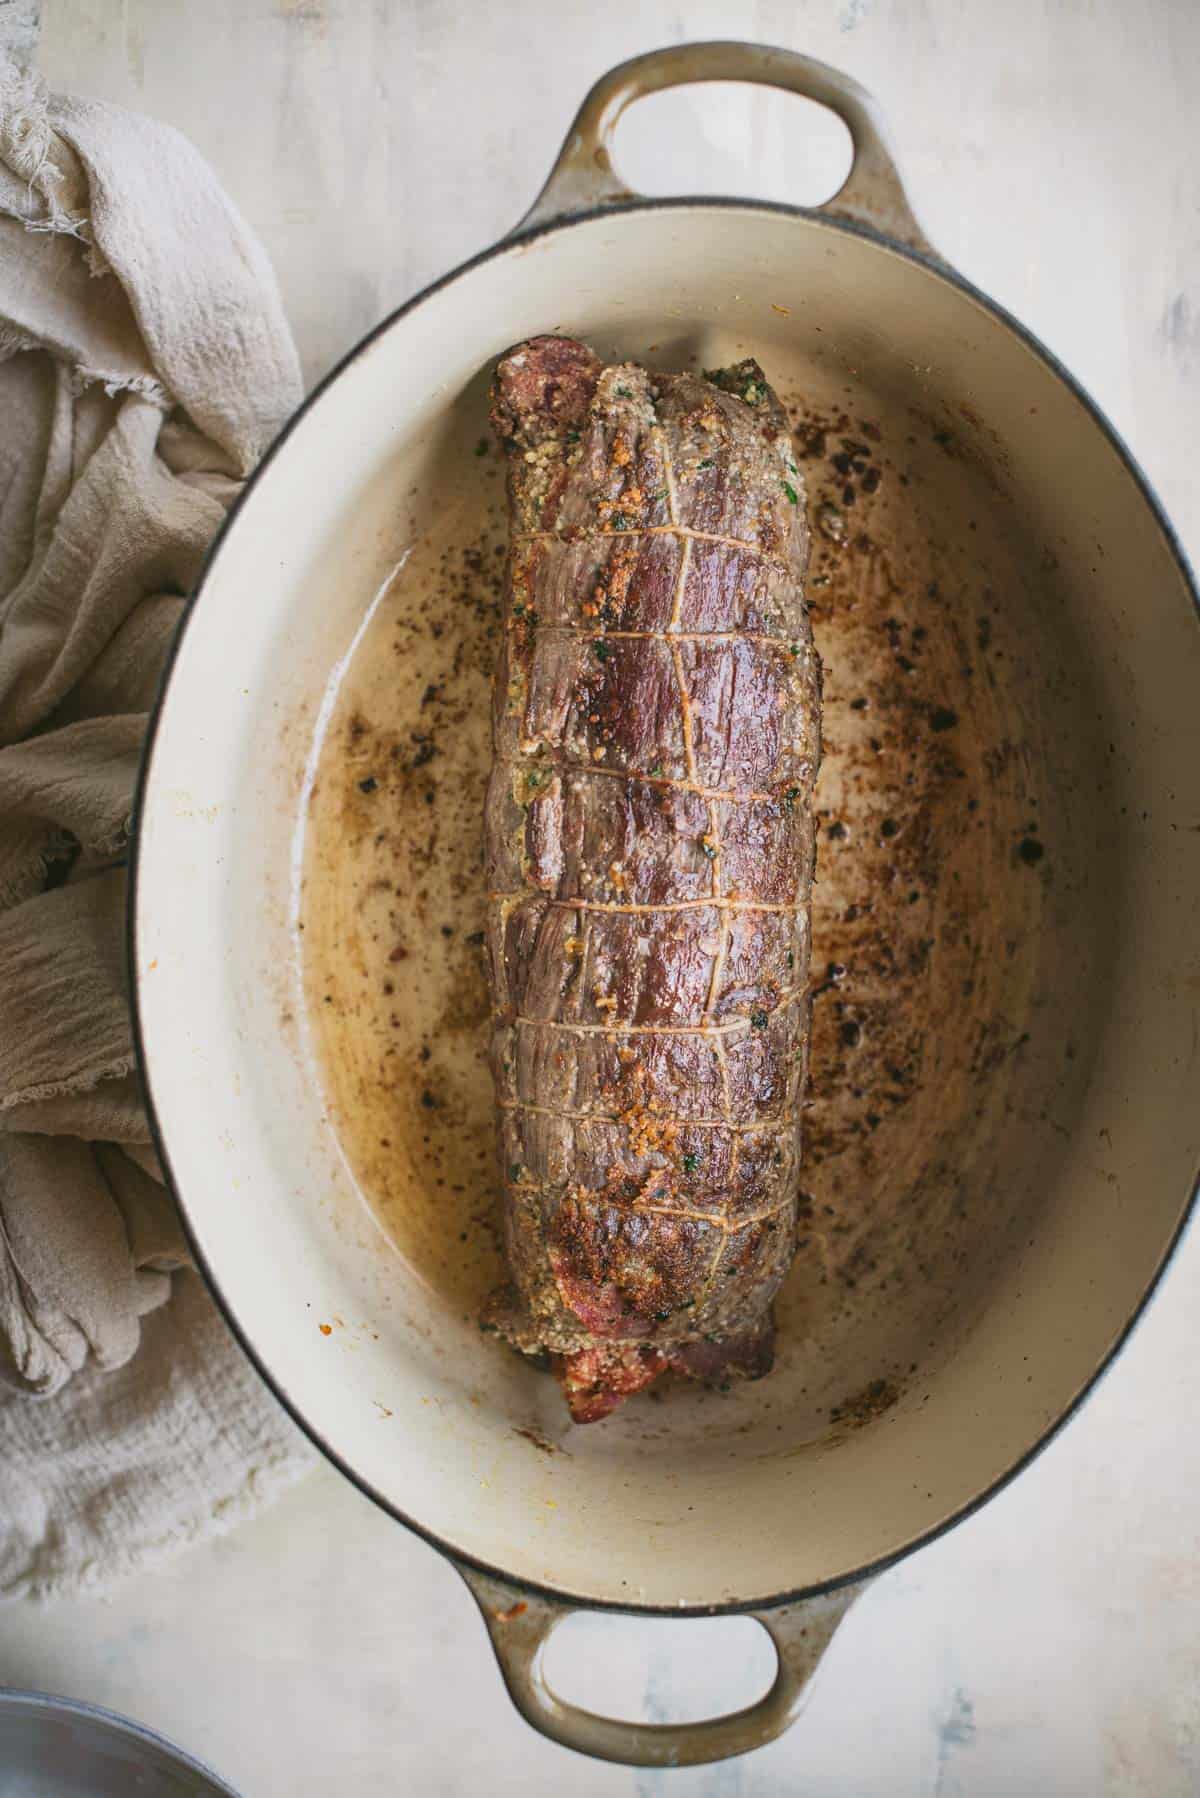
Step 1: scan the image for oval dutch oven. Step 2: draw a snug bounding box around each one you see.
[132,43,1200,1767]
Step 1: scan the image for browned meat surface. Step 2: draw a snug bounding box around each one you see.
[483,336,820,1422]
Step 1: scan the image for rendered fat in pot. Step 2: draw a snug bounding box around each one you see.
[483,336,822,1421]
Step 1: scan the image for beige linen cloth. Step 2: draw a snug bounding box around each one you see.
[0,58,316,1599]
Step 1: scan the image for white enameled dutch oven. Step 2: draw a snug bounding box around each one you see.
[132,44,1200,1767]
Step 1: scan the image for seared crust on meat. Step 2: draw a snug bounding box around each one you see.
[483,337,820,1420]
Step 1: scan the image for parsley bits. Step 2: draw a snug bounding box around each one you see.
[750,1009,769,1029]
[782,481,799,507]
[681,1153,700,1174]
[592,639,611,661]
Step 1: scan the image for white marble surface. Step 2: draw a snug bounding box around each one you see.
[3,1,1199,1792]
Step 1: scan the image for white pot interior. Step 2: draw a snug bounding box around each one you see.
[135,205,1200,1610]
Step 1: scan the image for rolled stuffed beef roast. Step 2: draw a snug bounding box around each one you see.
[483,335,821,1422]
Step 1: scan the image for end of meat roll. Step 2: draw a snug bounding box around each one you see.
[490,334,602,446]
[485,1280,777,1424]
[555,1323,776,1424]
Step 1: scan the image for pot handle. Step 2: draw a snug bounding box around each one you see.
[516,40,936,258]
[456,1560,867,1768]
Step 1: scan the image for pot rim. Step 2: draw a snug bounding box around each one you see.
[130,194,1200,1618]
[0,1687,240,1795]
